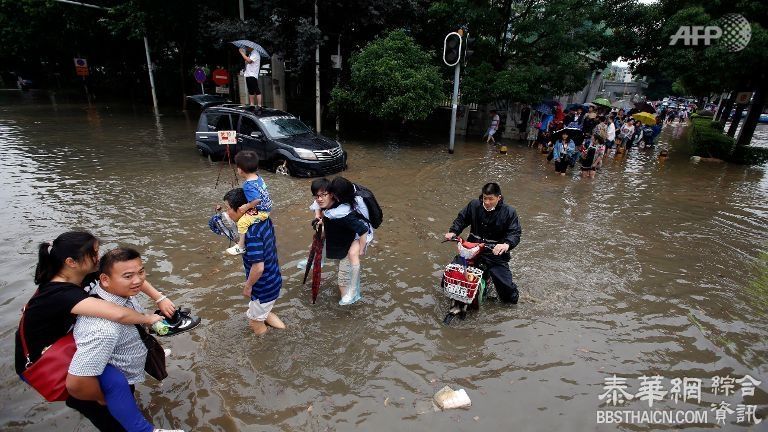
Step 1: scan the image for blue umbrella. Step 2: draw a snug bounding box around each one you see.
[231,40,270,58]
[533,103,553,115]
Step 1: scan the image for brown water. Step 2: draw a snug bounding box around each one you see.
[1,97,767,431]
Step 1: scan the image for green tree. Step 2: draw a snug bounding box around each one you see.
[330,30,443,122]
[424,0,625,104]
[621,0,767,145]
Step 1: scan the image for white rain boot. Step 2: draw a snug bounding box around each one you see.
[340,264,361,305]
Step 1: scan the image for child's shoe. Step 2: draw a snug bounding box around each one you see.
[226,245,245,255]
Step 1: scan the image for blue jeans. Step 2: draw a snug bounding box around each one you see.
[98,364,154,432]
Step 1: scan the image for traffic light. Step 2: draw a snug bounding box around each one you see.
[443,31,462,66]
[464,35,475,64]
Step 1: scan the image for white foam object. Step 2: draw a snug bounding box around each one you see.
[434,386,472,410]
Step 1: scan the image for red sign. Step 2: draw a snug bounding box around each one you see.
[74,58,89,77]
[212,69,229,86]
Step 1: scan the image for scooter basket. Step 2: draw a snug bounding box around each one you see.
[442,263,484,304]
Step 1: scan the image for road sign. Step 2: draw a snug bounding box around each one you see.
[193,68,207,84]
[215,86,229,94]
[217,130,237,145]
[74,58,89,77]
[212,68,229,86]
[735,92,753,105]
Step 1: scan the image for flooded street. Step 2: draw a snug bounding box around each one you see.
[1,96,767,431]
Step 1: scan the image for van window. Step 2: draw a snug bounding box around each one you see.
[239,116,260,136]
[202,112,233,131]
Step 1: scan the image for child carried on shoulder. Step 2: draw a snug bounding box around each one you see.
[225,151,273,256]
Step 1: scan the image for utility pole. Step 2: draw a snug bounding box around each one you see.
[314,0,321,132]
[335,34,341,133]
[239,0,244,20]
[144,36,159,114]
[52,0,159,113]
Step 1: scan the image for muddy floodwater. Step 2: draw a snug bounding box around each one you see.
[1,97,767,431]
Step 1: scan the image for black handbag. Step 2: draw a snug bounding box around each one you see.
[135,324,168,381]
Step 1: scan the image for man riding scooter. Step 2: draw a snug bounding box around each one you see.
[443,183,522,304]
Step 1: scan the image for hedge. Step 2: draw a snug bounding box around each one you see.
[688,117,768,164]
[688,117,734,159]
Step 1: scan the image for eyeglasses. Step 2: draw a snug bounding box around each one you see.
[313,192,329,199]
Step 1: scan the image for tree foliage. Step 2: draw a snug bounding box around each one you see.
[424,0,628,104]
[621,0,767,98]
[331,30,443,122]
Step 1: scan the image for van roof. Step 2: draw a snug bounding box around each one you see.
[205,104,293,118]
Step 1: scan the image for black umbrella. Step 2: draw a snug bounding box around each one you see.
[635,102,656,114]
[553,127,584,145]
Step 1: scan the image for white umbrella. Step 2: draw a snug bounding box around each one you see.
[230,40,270,58]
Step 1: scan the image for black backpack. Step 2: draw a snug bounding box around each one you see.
[353,183,383,229]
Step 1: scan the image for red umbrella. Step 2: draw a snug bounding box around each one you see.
[303,223,324,303]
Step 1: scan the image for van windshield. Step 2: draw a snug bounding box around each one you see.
[258,116,312,138]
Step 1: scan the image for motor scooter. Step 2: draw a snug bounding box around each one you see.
[440,236,497,324]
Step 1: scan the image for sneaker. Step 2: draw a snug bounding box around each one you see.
[152,307,202,337]
[225,245,244,255]
[153,429,185,432]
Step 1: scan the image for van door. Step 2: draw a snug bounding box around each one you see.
[195,111,234,155]
[237,115,268,160]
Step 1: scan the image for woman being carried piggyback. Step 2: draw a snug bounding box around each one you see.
[311,177,371,305]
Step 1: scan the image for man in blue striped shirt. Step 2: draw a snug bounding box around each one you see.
[224,188,285,336]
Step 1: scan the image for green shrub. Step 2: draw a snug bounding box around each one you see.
[688,117,768,165]
[689,117,734,159]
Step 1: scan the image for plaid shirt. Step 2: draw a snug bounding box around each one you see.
[67,285,148,384]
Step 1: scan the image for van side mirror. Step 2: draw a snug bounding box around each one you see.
[250,131,264,139]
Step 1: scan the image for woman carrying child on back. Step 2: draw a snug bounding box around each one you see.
[310,177,371,305]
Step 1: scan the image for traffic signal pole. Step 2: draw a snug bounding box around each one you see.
[443,29,463,154]
[448,61,461,154]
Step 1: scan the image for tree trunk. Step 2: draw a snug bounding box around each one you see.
[717,92,736,128]
[714,91,729,120]
[736,86,765,146]
[727,104,746,137]
[179,44,187,112]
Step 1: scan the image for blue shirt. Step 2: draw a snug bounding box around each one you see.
[243,176,273,213]
[553,139,575,160]
[243,218,281,302]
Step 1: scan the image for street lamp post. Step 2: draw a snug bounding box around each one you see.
[314,0,321,133]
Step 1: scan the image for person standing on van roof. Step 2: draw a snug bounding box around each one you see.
[239,47,262,106]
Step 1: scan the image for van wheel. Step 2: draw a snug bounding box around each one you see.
[274,159,291,176]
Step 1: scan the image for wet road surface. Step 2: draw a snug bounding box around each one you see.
[1,96,767,431]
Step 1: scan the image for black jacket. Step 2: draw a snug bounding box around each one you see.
[324,213,369,260]
[448,197,522,263]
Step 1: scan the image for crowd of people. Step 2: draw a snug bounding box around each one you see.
[517,101,674,177]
